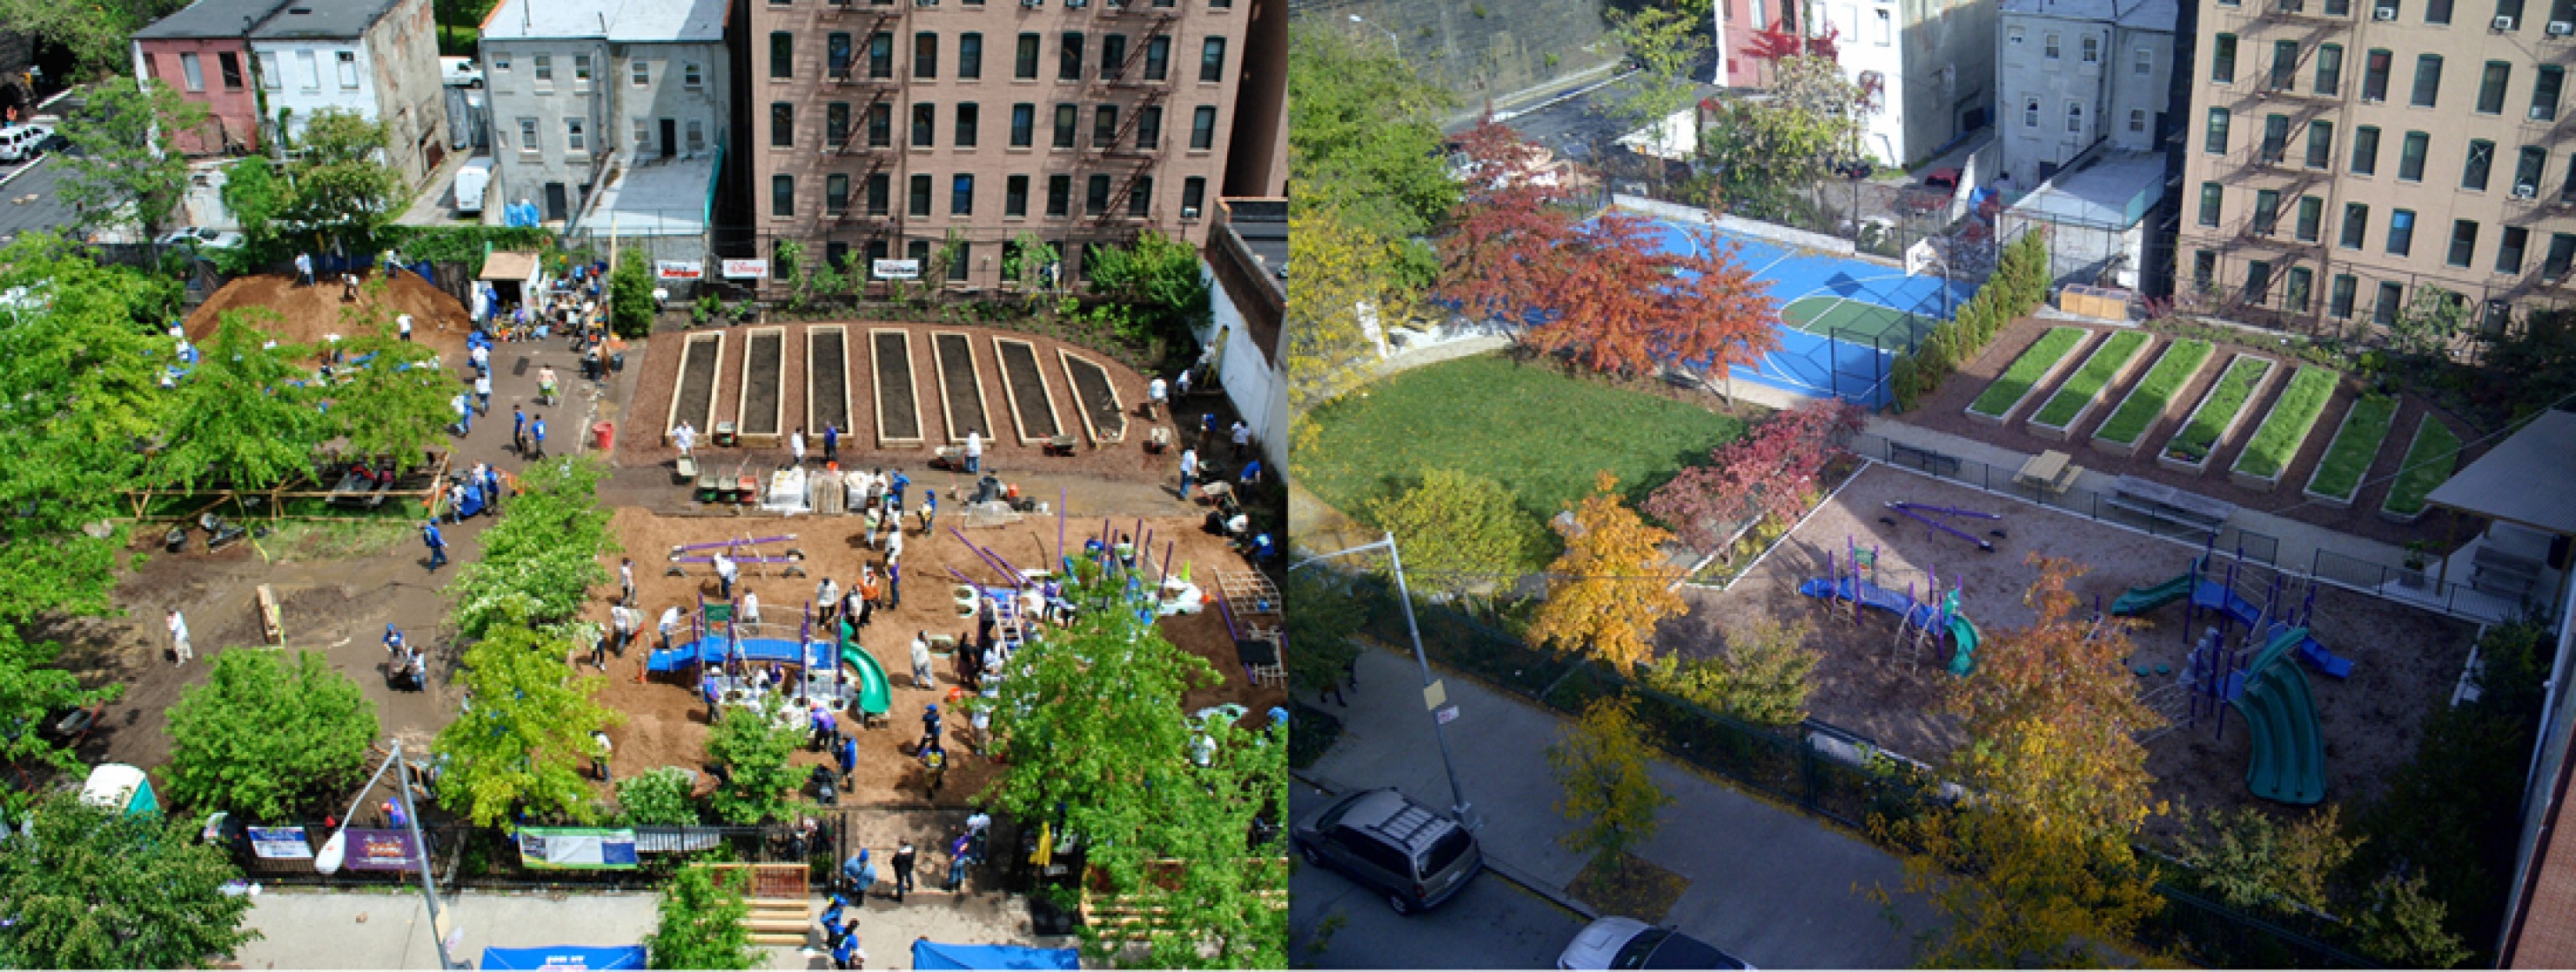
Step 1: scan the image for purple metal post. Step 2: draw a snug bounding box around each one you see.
[1161,540,1175,586]
[1057,489,1068,567]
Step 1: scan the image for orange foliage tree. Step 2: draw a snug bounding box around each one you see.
[1525,473,1686,673]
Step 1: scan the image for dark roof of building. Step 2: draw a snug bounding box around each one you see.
[133,0,289,40]
[1223,198,1285,300]
[249,0,406,40]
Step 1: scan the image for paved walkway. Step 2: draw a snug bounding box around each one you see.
[1303,647,1937,969]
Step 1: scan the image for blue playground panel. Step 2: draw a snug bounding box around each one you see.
[1635,218,1981,409]
[2190,580,2354,678]
[645,636,833,673]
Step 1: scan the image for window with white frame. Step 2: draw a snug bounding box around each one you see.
[683,62,702,88]
[337,50,357,88]
[260,51,281,88]
[633,60,649,86]
[2045,33,2061,57]
[2026,98,2040,125]
[572,54,593,90]
[517,117,539,152]
[2130,108,2148,132]
[564,118,586,154]
[2009,26,2026,43]
[2134,47,2152,73]
[633,118,650,153]
[1874,8,1892,44]
[2067,101,2084,132]
[686,118,706,151]
[298,49,320,89]
[534,54,553,87]
[2082,35,2100,62]
[492,52,511,72]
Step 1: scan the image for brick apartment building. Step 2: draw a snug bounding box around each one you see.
[739,0,1261,290]
[2176,0,2576,330]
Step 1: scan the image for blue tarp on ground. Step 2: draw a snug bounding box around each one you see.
[478,945,647,969]
[911,941,1080,969]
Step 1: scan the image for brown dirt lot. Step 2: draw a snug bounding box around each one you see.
[1671,462,2479,822]
[1902,316,2488,550]
[584,505,1284,807]
[188,271,477,365]
[618,321,1189,487]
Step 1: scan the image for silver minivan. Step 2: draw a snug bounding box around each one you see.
[0,125,51,163]
[1292,787,1482,915]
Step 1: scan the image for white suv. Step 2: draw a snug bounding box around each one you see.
[0,125,52,163]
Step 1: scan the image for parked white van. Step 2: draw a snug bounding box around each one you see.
[454,157,494,215]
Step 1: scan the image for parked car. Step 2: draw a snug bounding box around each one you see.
[441,56,482,87]
[1921,166,1963,192]
[0,124,52,162]
[155,227,244,250]
[1557,917,1754,969]
[1291,787,1481,915]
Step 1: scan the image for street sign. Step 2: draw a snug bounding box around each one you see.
[1436,704,1459,725]
[1422,680,1446,711]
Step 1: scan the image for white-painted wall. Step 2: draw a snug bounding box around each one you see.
[1996,9,2171,182]
[256,41,377,141]
[1825,0,1996,166]
[1200,266,1288,472]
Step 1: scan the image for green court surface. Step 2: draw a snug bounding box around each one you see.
[1783,294,1922,347]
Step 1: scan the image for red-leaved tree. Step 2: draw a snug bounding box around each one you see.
[1436,118,1579,325]
[1646,399,1865,551]
[1521,215,1782,380]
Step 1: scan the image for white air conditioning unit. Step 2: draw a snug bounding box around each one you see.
[1180,206,1201,219]
[2496,14,2519,28]
[2374,6,2399,18]
[2551,19,2574,32]
[2517,184,2540,198]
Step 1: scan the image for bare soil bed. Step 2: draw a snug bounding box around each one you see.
[931,332,994,442]
[189,270,476,366]
[741,329,784,437]
[1059,350,1126,444]
[1903,316,2489,548]
[993,338,1062,442]
[1672,462,2479,819]
[585,506,1283,806]
[671,334,721,436]
[809,328,851,434]
[875,330,921,443]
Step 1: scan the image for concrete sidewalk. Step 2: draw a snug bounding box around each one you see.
[1303,647,1937,969]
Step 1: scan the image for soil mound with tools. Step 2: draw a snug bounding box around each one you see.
[187,271,474,362]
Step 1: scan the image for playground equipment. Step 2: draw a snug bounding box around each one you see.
[2109,551,2352,679]
[643,594,873,719]
[2231,628,2329,804]
[666,534,808,579]
[1799,537,1983,675]
[1886,502,2004,552]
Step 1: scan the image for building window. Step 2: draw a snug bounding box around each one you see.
[570,54,590,90]
[217,51,242,90]
[960,33,983,79]
[518,117,540,153]
[2262,114,2289,163]
[772,103,794,148]
[2388,209,2416,255]
[1011,103,1034,147]
[776,241,793,281]
[2026,98,2041,127]
[828,103,852,146]
[770,34,792,79]
[1145,37,1171,80]
[867,173,890,215]
[2067,102,2084,133]
[1060,33,1084,80]
[2479,61,2512,114]
[2009,26,2027,43]
[829,33,853,77]
[2042,32,2061,58]
[299,49,322,89]
[2315,44,2341,95]
[868,103,891,147]
[909,174,932,216]
[1086,173,1111,214]
[1017,34,1040,79]
[684,62,702,88]
[2362,49,2390,102]
[178,52,204,92]
[2412,54,2443,108]
[1128,176,1151,217]
[2254,189,2281,233]
[952,174,975,215]
[2307,121,2333,168]
[2199,182,2224,226]
[1053,104,1078,148]
[2498,225,2530,274]
[2285,267,2314,312]
[2134,47,2153,74]
[913,103,936,148]
[2330,274,2358,318]
[2398,131,2429,181]
[915,32,938,79]
[633,118,650,153]
[261,50,282,89]
[2375,283,2405,325]
[865,240,889,273]
[826,242,850,276]
[2269,41,2298,89]
[2193,251,2217,288]
[956,103,979,147]
[1200,37,1226,81]
[1182,177,1205,216]
[1046,174,1071,216]
[2535,65,2566,120]
[633,59,650,86]
[1137,105,1162,148]
[907,240,931,268]
[870,33,894,78]
[1876,9,1896,43]
[2296,195,2323,240]
[827,174,851,214]
[773,175,795,216]
[2082,35,2100,62]
[2212,34,2236,83]
[2517,145,2548,194]
[2549,234,2576,277]
[1005,175,1029,216]
[564,118,586,154]
[686,118,705,151]
[1191,105,1217,148]
[2341,203,2369,248]
[1093,104,1118,148]
[1102,34,1128,79]
[2205,107,2230,154]
[2351,125,2380,174]
[2128,109,2147,133]
[2246,261,2274,303]
[949,244,971,282]
[2426,0,2451,21]
[2464,139,2495,190]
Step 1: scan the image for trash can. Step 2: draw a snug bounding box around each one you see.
[592,421,614,451]
[610,351,625,373]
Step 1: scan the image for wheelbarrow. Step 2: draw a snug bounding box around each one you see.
[675,453,698,484]
[695,473,724,503]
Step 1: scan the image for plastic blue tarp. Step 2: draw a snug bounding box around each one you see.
[478,945,647,970]
[911,941,1080,969]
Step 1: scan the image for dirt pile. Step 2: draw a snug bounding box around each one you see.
[188,271,474,362]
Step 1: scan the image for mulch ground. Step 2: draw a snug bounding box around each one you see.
[1671,462,2478,824]
[1901,316,2489,551]
[1569,850,1690,924]
[188,270,477,365]
[618,320,1193,488]
[582,505,1284,808]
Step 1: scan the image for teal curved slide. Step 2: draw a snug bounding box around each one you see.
[1946,617,1981,676]
[2230,626,2327,805]
[837,627,893,718]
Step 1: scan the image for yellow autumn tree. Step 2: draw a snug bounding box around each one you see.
[1525,472,1686,673]
[1284,196,1413,417]
[1870,556,2169,968]
[1548,695,1673,864]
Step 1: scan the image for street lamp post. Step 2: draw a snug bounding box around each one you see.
[1347,14,1402,59]
[316,740,461,970]
[1292,532,1475,830]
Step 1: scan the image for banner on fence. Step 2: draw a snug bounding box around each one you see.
[247,825,314,860]
[517,827,641,869]
[720,259,769,279]
[343,828,424,871]
[655,261,703,281]
[633,827,724,854]
[872,259,921,280]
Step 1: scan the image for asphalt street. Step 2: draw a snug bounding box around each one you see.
[1289,780,1587,969]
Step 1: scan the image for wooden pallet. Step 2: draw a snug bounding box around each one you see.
[256,584,284,644]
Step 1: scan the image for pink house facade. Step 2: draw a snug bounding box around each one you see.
[131,0,291,156]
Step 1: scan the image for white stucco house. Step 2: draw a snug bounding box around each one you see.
[1816,0,1999,167]
[250,0,447,189]
[1995,0,2176,184]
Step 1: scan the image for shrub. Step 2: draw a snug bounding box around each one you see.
[617,767,701,826]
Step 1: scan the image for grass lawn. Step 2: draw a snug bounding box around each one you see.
[1300,354,1747,567]
[2305,394,2398,501]
[2032,330,2150,428]
[1968,327,2087,418]
[2095,339,2214,444]
[2383,415,2463,517]
[2164,357,2271,464]
[2231,367,2338,479]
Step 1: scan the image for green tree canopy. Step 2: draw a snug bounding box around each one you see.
[1088,718,1289,968]
[1085,230,1213,342]
[323,296,452,471]
[448,457,617,638]
[431,622,622,826]
[617,767,701,826]
[0,625,123,815]
[0,793,261,968]
[153,312,330,492]
[0,0,192,79]
[1288,25,1456,287]
[165,649,380,822]
[1604,7,1713,174]
[1548,695,1673,863]
[218,158,290,272]
[1365,468,1541,603]
[643,863,756,970]
[57,77,208,238]
[704,695,806,825]
[1281,569,1365,699]
[1700,57,1869,221]
[277,109,403,255]
[610,249,655,338]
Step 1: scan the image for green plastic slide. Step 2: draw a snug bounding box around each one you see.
[839,630,893,718]
[2230,627,2326,805]
[2110,572,2196,617]
[1946,616,1981,676]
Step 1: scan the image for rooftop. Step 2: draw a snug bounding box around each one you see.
[1998,0,2177,30]
[133,0,287,41]
[2428,410,2576,536]
[1224,199,1287,297]
[579,154,721,239]
[2004,148,2166,229]
[481,0,726,43]
[249,0,404,41]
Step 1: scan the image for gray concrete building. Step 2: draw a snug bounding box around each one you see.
[1996,0,2176,182]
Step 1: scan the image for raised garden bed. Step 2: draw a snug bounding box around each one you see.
[2158,354,2275,475]
[928,330,993,444]
[2092,338,2214,456]
[2029,330,2153,439]
[2302,394,2398,508]
[990,337,1064,444]
[2381,414,2461,524]
[665,331,724,445]
[870,328,925,447]
[735,326,785,445]
[2227,367,2337,490]
[1966,326,2090,424]
[807,325,852,441]
[1059,349,1127,445]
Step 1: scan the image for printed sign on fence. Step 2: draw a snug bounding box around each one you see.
[517,827,641,869]
[872,259,921,280]
[246,825,313,860]
[720,259,769,279]
[655,261,704,281]
[341,828,424,871]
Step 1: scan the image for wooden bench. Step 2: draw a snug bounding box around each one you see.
[256,584,284,645]
[1887,441,1962,476]
[2106,475,2233,538]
